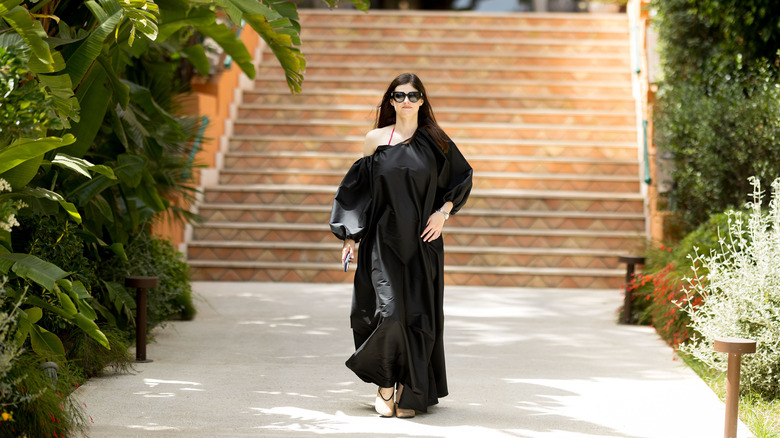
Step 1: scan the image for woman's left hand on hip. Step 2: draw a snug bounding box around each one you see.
[421,212,447,242]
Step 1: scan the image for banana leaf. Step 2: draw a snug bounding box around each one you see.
[195,21,255,79]
[0,134,76,174]
[2,5,55,68]
[10,187,82,223]
[63,5,123,87]
[0,253,69,291]
[30,325,66,357]
[62,68,111,157]
[181,44,210,76]
[52,153,117,180]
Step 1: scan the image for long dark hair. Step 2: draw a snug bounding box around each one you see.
[375,73,450,152]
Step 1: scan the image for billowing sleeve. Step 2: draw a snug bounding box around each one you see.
[437,140,473,215]
[330,157,373,242]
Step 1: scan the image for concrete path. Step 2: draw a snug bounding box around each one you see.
[75,282,752,437]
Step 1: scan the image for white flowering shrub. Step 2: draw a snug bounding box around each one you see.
[679,177,780,399]
[0,178,24,234]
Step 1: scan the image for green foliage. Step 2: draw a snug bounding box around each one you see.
[0,47,61,145]
[680,177,780,400]
[651,0,780,83]
[0,179,24,246]
[0,352,87,438]
[627,211,734,347]
[652,0,780,233]
[65,326,133,378]
[99,232,195,332]
[654,63,780,232]
[0,279,87,438]
[16,214,100,307]
[0,47,76,190]
[0,280,30,424]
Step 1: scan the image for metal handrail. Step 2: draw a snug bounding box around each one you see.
[183,115,210,179]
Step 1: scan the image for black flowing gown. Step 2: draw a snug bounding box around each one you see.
[329,128,473,413]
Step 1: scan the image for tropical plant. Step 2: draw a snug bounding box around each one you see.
[0,348,88,438]
[0,279,29,430]
[680,177,780,399]
[100,232,194,332]
[0,192,88,438]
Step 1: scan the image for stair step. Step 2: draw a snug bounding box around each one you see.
[221,151,639,175]
[259,62,632,83]
[227,135,639,159]
[191,221,643,250]
[216,168,640,192]
[202,183,644,200]
[299,10,630,33]
[301,49,629,68]
[254,76,631,97]
[196,203,645,231]
[187,240,629,269]
[232,119,636,142]
[241,89,636,111]
[298,25,628,42]
[189,261,626,288]
[299,36,628,54]
[237,104,637,126]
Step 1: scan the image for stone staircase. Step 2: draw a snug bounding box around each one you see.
[187,10,647,288]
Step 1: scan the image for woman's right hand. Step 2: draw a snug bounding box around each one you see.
[342,239,356,264]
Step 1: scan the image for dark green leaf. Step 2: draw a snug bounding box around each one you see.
[30,325,66,357]
[0,134,76,174]
[96,54,130,109]
[0,253,69,291]
[15,187,82,223]
[195,21,255,79]
[181,44,210,76]
[62,68,111,158]
[115,154,146,188]
[156,6,215,41]
[63,7,123,87]
[57,291,78,316]
[2,6,55,67]
[68,174,118,206]
[73,313,110,349]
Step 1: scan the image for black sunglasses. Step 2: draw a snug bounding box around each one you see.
[390,91,423,103]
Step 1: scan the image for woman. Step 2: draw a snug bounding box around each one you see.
[329,73,473,418]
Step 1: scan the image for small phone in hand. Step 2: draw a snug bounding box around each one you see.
[343,250,352,272]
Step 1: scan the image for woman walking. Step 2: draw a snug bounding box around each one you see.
[330,73,473,418]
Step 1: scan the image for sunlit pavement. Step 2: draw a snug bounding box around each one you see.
[75,282,751,437]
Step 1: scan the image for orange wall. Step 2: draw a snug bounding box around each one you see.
[152,25,261,249]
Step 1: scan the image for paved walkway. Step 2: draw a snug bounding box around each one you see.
[75,282,751,437]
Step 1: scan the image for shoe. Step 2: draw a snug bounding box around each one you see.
[375,387,395,417]
[395,404,415,418]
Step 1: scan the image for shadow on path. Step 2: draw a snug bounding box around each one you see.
[74,282,746,438]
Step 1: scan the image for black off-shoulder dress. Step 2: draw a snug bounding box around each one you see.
[329,128,473,413]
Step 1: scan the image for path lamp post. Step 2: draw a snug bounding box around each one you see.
[125,276,159,362]
[714,337,757,438]
[618,255,645,324]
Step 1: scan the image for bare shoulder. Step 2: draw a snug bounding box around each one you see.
[363,127,388,156]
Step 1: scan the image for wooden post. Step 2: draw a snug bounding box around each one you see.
[618,255,645,324]
[713,337,757,438]
[126,276,159,363]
